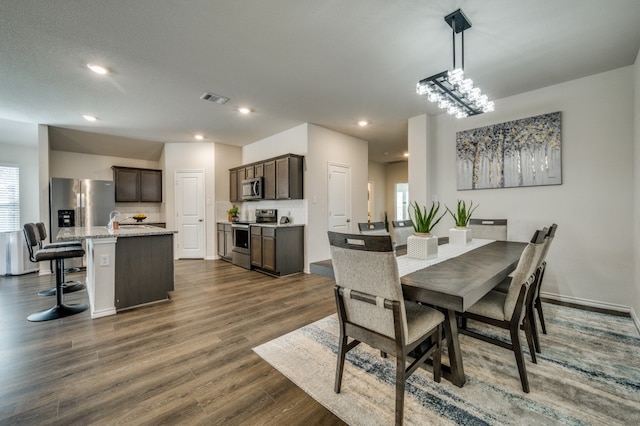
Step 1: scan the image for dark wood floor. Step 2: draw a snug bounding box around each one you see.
[0,260,346,425]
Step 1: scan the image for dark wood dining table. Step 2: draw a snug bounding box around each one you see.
[401,240,527,387]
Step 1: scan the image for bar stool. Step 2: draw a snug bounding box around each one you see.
[34,222,85,295]
[23,223,88,322]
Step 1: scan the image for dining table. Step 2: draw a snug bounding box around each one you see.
[399,239,527,387]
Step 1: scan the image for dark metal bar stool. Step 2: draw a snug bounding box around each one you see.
[34,222,85,296]
[23,223,88,322]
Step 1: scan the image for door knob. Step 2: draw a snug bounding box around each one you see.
[199,219,203,222]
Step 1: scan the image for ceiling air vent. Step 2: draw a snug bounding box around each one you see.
[200,92,229,104]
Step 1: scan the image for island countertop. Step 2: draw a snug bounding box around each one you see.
[57,225,177,241]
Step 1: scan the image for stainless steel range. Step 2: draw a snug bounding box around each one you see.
[231,209,277,269]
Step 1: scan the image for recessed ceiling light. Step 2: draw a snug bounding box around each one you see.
[194,134,204,140]
[358,120,368,127]
[238,107,252,114]
[83,114,98,122]
[87,64,109,75]
[404,153,410,157]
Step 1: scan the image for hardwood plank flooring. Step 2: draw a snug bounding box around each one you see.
[0,260,346,425]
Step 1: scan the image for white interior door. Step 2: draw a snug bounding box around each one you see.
[175,171,205,258]
[328,163,351,233]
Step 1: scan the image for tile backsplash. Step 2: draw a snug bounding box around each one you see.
[217,199,307,224]
[115,203,164,224]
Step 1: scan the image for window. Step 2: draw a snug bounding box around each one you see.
[395,183,409,220]
[0,165,20,232]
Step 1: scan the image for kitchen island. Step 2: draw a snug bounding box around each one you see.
[57,225,177,319]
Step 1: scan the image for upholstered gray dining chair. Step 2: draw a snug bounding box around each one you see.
[459,229,547,393]
[391,220,414,248]
[468,218,508,240]
[494,224,557,354]
[328,231,444,425]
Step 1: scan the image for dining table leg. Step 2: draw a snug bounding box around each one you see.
[443,309,466,387]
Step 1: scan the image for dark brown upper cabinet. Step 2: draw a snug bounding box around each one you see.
[113,166,162,203]
[229,154,303,202]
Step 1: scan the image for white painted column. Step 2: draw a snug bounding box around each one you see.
[408,114,434,207]
[86,237,117,318]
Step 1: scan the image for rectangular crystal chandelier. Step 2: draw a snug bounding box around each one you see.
[416,9,494,118]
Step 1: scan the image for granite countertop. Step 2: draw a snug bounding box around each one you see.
[57,226,177,241]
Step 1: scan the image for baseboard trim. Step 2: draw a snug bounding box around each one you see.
[540,291,631,317]
[631,307,640,335]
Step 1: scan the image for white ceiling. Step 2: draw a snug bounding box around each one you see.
[1,0,639,163]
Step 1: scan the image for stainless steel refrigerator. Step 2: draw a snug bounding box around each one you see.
[49,177,115,243]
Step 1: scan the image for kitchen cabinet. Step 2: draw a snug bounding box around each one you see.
[112,166,162,203]
[217,223,233,261]
[249,225,304,276]
[114,233,174,310]
[230,169,239,202]
[229,154,304,202]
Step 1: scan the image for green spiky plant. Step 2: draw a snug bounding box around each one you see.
[409,201,446,235]
[446,200,479,227]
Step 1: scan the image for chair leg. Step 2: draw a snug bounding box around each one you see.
[528,304,541,354]
[334,333,348,393]
[433,325,442,383]
[523,317,537,364]
[535,298,547,334]
[395,354,405,426]
[510,325,530,393]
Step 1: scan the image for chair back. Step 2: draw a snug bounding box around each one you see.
[357,221,388,235]
[23,223,40,263]
[328,231,408,341]
[391,220,414,247]
[35,222,48,248]
[504,229,547,320]
[540,223,557,262]
[469,218,507,240]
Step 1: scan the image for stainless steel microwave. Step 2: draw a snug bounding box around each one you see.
[241,177,263,200]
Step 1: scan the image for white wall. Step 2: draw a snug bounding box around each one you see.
[242,123,308,164]
[214,143,242,222]
[368,162,386,222]
[633,49,640,328]
[49,150,160,180]
[163,143,217,259]
[0,142,39,228]
[307,124,369,265]
[414,66,635,311]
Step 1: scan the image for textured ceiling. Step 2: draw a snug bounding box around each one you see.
[1,0,639,163]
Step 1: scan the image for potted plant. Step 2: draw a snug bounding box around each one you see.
[227,204,239,222]
[446,200,478,245]
[406,201,445,260]
[409,201,446,236]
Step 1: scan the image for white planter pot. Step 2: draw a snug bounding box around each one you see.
[449,227,472,246]
[407,234,438,260]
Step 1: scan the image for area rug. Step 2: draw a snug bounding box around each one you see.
[253,304,640,425]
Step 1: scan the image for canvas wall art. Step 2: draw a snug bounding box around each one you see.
[456,111,561,190]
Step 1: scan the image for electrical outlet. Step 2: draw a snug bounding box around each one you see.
[100,254,110,266]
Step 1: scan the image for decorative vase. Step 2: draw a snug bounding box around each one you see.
[449,226,472,246]
[407,234,438,260]
[228,214,233,222]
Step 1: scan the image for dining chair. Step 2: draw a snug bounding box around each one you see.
[459,229,547,393]
[328,231,444,425]
[468,218,508,240]
[357,221,388,235]
[391,220,414,248]
[493,224,557,353]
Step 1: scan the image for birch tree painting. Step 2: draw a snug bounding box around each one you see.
[456,112,561,190]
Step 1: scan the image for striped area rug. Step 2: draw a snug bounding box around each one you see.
[253,304,640,425]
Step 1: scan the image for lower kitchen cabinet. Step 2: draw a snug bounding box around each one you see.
[250,225,304,276]
[217,223,233,261]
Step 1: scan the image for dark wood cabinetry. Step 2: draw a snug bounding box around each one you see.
[113,166,162,203]
[229,154,303,202]
[114,234,174,310]
[249,225,304,276]
[217,223,233,261]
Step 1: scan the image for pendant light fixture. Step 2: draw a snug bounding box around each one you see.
[416,9,494,118]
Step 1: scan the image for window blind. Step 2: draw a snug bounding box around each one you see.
[0,165,20,232]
